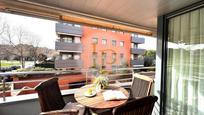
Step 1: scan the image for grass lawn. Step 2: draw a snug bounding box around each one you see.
[1,60,21,67]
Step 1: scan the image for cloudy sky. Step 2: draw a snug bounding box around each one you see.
[0,12,156,50]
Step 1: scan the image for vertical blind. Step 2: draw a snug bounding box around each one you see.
[166,7,204,115]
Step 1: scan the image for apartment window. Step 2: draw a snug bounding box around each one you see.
[120,31,124,34]
[101,28,107,31]
[133,54,138,60]
[112,30,116,33]
[64,37,73,43]
[102,39,107,45]
[131,33,138,37]
[120,53,124,59]
[92,27,97,29]
[62,54,73,60]
[112,40,116,46]
[120,41,124,47]
[120,53,124,65]
[63,23,73,26]
[133,43,138,48]
[102,53,107,66]
[92,38,98,44]
[74,24,81,27]
[92,52,98,67]
[112,53,116,64]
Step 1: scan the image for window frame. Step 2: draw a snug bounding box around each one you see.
[112,40,116,46]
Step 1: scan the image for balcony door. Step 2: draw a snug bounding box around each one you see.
[165,7,204,115]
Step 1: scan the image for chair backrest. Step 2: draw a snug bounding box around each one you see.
[35,77,65,112]
[131,74,154,98]
[113,96,158,115]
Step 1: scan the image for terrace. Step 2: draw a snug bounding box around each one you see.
[0,0,204,115]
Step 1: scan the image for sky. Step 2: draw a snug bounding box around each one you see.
[0,12,156,50]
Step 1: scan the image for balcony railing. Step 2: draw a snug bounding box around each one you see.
[56,23,83,36]
[131,36,145,44]
[131,59,144,66]
[0,67,155,103]
[55,59,83,68]
[55,42,83,52]
[131,48,145,55]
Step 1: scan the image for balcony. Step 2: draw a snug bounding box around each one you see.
[55,59,83,68]
[56,23,83,36]
[131,48,145,55]
[55,42,83,52]
[131,59,144,66]
[131,36,145,44]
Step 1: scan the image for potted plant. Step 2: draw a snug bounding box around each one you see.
[93,75,109,92]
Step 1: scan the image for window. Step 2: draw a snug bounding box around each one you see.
[74,24,81,27]
[120,41,124,47]
[102,39,107,45]
[92,27,97,29]
[74,37,81,43]
[63,23,73,26]
[62,54,73,60]
[120,53,124,65]
[112,53,116,64]
[133,43,138,48]
[112,30,116,33]
[101,28,107,31]
[133,54,138,60]
[112,40,116,46]
[92,37,98,44]
[64,37,73,43]
[119,31,124,34]
[92,52,97,66]
[165,8,204,115]
[102,53,107,66]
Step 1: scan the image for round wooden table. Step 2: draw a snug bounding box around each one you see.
[74,84,129,109]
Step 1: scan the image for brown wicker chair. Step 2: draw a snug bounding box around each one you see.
[127,74,154,99]
[113,96,158,115]
[35,77,85,115]
[40,109,78,115]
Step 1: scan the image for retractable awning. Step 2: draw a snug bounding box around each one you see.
[0,0,200,36]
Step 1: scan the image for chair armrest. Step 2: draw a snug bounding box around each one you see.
[40,109,79,115]
[124,87,135,100]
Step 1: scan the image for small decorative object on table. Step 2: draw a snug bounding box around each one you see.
[93,75,109,92]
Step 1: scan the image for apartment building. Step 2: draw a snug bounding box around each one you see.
[55,22,145,69]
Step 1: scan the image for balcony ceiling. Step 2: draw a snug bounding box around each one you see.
[0,0,201,36]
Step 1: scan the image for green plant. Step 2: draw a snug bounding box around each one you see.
[93,75,109,89]
[16,67,54,72]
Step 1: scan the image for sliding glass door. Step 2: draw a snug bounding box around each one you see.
[166,7,204,115]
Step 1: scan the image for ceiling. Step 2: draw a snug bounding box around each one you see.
[24,0,200,28]
[0,0,201,36]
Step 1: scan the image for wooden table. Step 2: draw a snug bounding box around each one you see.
[74,84,129,109]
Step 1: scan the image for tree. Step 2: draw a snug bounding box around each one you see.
[1,23,39,68]
[143,50,156,67]
[28,35,40,65]
[37,53,47,62]
[143,50,156,59]
[0,16,7,70]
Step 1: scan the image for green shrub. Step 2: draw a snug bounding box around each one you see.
[17,67,54,72]
[35,62,54,68]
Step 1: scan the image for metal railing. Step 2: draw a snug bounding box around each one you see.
[0,67,155,102]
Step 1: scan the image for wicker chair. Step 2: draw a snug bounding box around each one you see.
[40,109,78,115]
[113,96,158,115]
[35,78,85,115]
[127,74,154,99]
